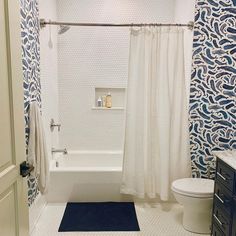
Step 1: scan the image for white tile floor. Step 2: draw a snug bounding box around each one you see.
[31,203,209,236]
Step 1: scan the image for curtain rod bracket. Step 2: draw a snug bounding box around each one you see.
[40,18,47,29]
[188,21,194,30]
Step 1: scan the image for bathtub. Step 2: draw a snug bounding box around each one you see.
[46,151,126,202]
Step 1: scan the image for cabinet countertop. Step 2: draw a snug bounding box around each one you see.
[213,150,236,170]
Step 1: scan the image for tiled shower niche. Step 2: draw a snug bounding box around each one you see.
[93,87,126,110]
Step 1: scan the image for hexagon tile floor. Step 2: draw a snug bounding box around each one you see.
[31,203,209,236]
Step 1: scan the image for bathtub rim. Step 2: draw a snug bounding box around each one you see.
[50,150,124,172]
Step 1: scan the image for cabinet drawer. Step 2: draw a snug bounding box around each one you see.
[232,197,236,236]
[214,182,233,214]
[213,204,231,236]
[216,160,235,192]
[212,223,225,236]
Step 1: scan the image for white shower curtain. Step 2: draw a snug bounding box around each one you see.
[121,27,191,201]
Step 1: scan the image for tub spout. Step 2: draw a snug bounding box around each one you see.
[51,148,68,155]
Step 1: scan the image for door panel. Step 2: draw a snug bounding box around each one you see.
[0,0,29,235]
[0,186,17,236]
[0,0,13,171]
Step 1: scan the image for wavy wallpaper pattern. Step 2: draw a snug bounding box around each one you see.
[190,0,236,178]
[20,0,41,205]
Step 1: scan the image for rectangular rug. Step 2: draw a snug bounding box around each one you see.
[58,202,140,232]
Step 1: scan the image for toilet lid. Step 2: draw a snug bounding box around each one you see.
[172,178,214,198]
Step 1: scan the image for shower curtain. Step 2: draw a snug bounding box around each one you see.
[121,27,191,201]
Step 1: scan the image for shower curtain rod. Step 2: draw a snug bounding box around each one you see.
[40,19,194,30]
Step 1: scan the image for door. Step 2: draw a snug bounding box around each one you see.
[0,0,29,235]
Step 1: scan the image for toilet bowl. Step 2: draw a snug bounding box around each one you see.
[171,178,214,234]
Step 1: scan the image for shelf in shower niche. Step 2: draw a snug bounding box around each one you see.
[92,106,124,110]
[94,87,126,109]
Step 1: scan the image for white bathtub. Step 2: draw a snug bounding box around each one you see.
[46,151,126,202]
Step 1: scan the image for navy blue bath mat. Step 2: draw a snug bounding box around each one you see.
[58,202,140,232]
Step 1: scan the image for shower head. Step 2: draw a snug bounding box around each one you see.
[58,25,70,35]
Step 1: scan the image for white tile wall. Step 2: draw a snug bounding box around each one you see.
[57,0,177,151]
[39,0,196,156]
[39,0,60,158]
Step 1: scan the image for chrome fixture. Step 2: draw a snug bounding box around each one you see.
[40,19,71,35]
[58,25,70,35]
[40,18,194,30]
[50,119,61,132]
[51,148,68,155]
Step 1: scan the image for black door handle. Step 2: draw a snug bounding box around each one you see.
[20,161,34,177]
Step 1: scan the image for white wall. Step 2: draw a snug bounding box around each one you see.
[38,0,195,153]
[57,0,176,152]
[39,0,60,158]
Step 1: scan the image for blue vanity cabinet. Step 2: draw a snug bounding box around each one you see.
[211,158,236,236]
[212,223,227,236]
[232,197,236,236]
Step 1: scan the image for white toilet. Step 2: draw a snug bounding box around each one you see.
[171,178,214,234]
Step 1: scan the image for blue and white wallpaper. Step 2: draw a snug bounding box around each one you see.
[20,0,41,205]
[190,0,236,178]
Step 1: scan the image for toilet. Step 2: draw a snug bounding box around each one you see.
[171,178,214,234]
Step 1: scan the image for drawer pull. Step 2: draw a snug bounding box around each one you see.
[217,172,229,181]
[213,214,224,226]
[215,193,224,204]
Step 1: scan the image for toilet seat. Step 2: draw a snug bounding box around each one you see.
[172,178,214,198]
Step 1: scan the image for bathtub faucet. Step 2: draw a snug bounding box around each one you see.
[51,148,68,155]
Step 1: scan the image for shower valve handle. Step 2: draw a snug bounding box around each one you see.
[50,119,61,132]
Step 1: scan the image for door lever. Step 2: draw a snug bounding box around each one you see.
[20,161,34,177]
